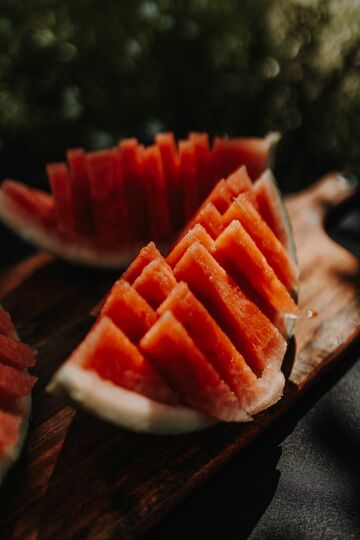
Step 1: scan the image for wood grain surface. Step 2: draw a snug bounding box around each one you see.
[0,173,359,540]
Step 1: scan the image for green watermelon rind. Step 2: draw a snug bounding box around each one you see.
[0,190,170,269]
[47,364,215,435]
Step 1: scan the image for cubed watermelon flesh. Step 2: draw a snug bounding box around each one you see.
[156,132,180,233]
[215,221,298,315]
[132,258,176,310]
[140,312,248,422]
[0,364,37,400]
[188,132,212,200]
[0,307,36,480]
[0,133,277,268]
[47,157,297,434]
[221,195,298,292]
[0,334,35,369]
[67,148,94,235]
[46,162,75,234]
[166,224,215,268]
[100,279,157,344]
[173,242,286,375]
[178,140,199,221]
[158,283,257,406]
[80,317,177,405]
[86,149,122,244]
[119,139,149,242]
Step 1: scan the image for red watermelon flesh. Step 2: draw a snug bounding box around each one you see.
[46,162,75,234]
[254,170,294,255]
[0,133,276,267]
[166,224,215,268]
[67,148,94,235]
[142,146,171,241]
[79,316,177,405]
[173,242,286,375]
[1,180,56,228]
[156,132,180,233]
[86,149,122,244]
[0,410,21,457]
[132,258,177,310]
[212,136,273,181]
[178,140,199,221]
[122,242,163,284]
[100,279,157,344]
[157,283,257,404]
[119,139,149,242]
[0,363,37,400]
[188,203,223,239]
[140,311,247,422]
[204,179,233,214]
[0,334,35,369]
[226,166,257,206]
[214,253,285,335]
[189,132,212,200]
[222,195,298,291]
[215,221,297,316]
[0,309,16,339]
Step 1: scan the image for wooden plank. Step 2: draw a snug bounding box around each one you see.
[0,173,359,540]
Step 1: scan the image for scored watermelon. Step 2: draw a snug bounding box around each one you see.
[0,133,278,268]
[0,306,36,484]
[48,162,298,434]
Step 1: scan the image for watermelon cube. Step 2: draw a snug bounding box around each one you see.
[80,316,177,404]
[122,242,163,284]
[140,311,247,422]
[67,148,94,235]
[86,150,122,243]
[156,132,180,233]
[100,279,157,343]
[215,221,298,315]
[166,224,215,268]
[0,364,37,400]
[132,258,176,310]
[174,242,286,375]
[119,139,149,241]
[222,194,298,291]
[142,146,171,241]
[47,162,75,234]
[157,283,257,402]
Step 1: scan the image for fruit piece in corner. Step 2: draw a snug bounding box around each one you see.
[0,132,278,269]
[0,306,37,485]
[47,164,298,435]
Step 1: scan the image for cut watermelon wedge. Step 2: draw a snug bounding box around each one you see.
[0,306,36,484]
[48,165,298,435]
[0,133,276,268]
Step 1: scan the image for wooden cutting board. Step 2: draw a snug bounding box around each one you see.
[0,174,359,540]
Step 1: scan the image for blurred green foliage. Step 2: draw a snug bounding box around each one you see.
[0,0,359,190]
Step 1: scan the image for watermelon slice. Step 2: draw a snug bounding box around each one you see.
[47,164,297,434]
[0,133,276,268]
[67,148,94,235]
[254,169,297,267]
[0,306,36,484]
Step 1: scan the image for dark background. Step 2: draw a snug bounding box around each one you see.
[0,1,359,538]
[0,0,359,192]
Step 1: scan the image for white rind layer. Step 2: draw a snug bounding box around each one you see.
[0,191,169,269]
[47,364,215,435]
[0,396,31,485]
